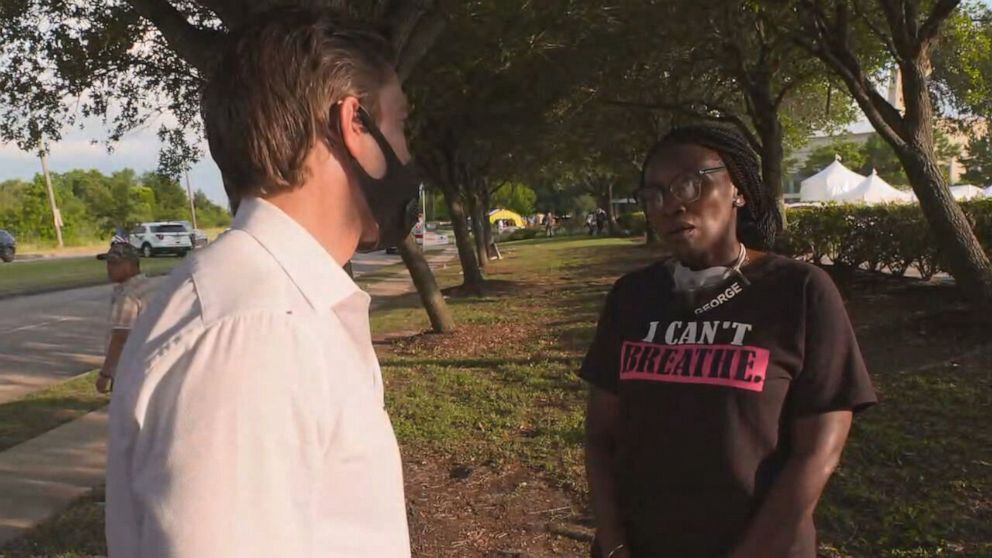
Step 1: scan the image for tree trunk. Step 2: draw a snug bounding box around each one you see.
[397,233,455,332]
[900,148,992,304]
[606,183,618,235]
[750,81,787,234]
[468,188,489,269]
[384,2,453,331]
[895,60,992,308]
[796,11,992,309]
[646,216,659,245]
[481,188,496,258]
[442,185,485,292]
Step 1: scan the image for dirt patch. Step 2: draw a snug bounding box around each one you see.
[405,456,590,557]
[393,324,535,360]
[836,270,988,376]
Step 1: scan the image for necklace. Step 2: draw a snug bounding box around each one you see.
[731,242,747,271]
[674,243,752,316]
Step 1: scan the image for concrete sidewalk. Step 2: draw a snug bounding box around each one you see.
[365,246,457,307]
[0,409,107,547]
[0,246,456,549]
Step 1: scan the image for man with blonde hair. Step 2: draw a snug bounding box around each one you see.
[106,8,419,557]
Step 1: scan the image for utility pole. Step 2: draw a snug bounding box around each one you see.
[184,170,198,230]
[39,144,64,248]
[421,183,427,223]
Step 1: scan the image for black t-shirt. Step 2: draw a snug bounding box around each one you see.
[581,254,877,558]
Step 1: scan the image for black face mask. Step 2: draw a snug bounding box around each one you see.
[344,106,420,252]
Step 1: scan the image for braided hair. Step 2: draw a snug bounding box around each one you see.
[642,124,781,250]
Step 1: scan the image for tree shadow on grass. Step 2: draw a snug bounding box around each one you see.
[0,487,106,557]
[442,279,526,299]
[0,395,106,452]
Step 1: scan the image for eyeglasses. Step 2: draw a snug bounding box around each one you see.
[637,166,727,209]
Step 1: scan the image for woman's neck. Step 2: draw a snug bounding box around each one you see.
[680,239,742,271]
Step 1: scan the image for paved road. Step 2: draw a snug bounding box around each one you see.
[0,284,110,404]
[0,250,406,404]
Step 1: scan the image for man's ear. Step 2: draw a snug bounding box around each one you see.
[338,96,365,160]
[337,96,387,179]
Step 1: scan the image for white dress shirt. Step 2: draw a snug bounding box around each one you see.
[107,198,410,557]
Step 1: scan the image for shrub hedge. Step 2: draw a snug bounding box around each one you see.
[617,212,647,236]
[777,199,992,280]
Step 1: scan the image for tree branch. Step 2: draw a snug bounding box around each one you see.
[396,9,446,82]
[125,0,224,73]
[194,0,244,27]
[772,73,810,109]
[853,0,901,59]
[876,0,913,57]
[602,99,760,150]
[789,0,908,144]
[919,0,962,48]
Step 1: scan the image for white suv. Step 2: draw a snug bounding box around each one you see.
[178,221,209,249]
[129,222,193,257]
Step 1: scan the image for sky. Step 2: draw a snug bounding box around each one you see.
[0,115,227,205]
[1,0,989,202]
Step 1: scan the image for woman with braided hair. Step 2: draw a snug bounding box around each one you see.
[581,124,876,558]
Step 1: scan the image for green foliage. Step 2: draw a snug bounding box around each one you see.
[142,172,189,221]
[0,168,229,243]
[427,190,449,221]
[491,182,537,216]
[861,134,910,186]
[779,200,992,280]
[0,1,204,170]
[563,194,598,223]
[860,131,960,186]
[962,131,992,186]
[800,141,868,179]
[798,131,963,188]
[616,211,647,236]
[932,3,992,117]
[193,191,233,228]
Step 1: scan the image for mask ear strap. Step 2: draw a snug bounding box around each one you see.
[355,106,404,168]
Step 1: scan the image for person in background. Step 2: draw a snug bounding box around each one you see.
[545,211,556,237]
[582,124,876,558]
[112,226,130,245]
[94,243,155,394]
[106,8,418,557]
[414,212,426,250]
[596,208,608,236]
[587,212,597,236]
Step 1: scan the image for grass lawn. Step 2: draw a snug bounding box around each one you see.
[2,237,990,557]
[0,256,182,299]
[15,238,107,255]
[0,372,105,453]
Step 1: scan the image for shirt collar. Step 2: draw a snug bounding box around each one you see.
[232,197,362,310]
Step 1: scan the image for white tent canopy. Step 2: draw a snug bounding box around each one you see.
[834,170,914,204]
[799,157,866,202]
[951,185,986,201]
[985,185,992,198]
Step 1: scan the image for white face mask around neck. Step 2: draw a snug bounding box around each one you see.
[670,244,747,294]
